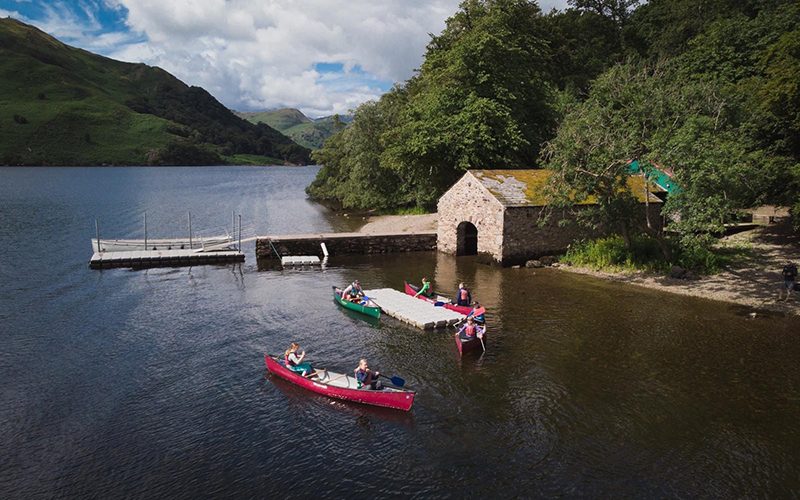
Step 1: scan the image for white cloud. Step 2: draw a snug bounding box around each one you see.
[11,0,572,117]
[104,0,471,116]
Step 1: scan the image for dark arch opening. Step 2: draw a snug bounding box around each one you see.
[456,221,478,256]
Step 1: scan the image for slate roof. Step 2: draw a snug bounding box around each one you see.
[469,169,663,207]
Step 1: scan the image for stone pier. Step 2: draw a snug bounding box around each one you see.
[256,231,437,264]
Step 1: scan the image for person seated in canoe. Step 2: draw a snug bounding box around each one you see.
[342,280,364,302]
[413,277,433,298]
[457,317,485,340]
[354,358,383,390]
[284,342,314,377]
[467,301,486,324]
[455,282,471,306]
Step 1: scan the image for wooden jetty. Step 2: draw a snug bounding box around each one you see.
[364,288,464,329]
[90,212,245,269]
[89,249,244,269]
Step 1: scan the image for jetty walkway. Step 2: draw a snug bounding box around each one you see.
[365,288,464,329]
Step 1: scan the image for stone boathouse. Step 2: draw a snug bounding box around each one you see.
[437,170,663,265]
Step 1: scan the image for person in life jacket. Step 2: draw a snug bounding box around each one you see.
[457,317,485,340]
[284,342,314,377]
[414,277,432,298]
[342,280,364,302]
[467,301,486,324]
[354,358,382,390]
[455,282,472,306]
[779,261,798,301]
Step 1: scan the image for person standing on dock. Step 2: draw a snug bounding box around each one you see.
[779,261,797,301]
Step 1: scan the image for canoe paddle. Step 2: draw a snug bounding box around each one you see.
[378,373,406,387]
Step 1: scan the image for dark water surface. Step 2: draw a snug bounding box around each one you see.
[1,167,798,498]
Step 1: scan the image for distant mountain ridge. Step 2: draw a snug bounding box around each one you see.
[0,18,311,166]
[237,108,351,150]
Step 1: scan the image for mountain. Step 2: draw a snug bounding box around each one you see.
[0,18,311,166]
[237,108,351,150]
[238,108,311,131]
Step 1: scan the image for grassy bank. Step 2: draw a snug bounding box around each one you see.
[561,235,754,275]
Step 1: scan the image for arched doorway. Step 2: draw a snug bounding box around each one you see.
[456,221,478,256]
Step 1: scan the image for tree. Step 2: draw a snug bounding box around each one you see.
[542,61,764,263]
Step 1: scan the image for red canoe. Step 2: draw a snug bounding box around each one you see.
[404,281,473,316]
[264,354,416,411]
[455,328,487,355]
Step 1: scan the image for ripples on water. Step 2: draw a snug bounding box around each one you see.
[0,167,798,498]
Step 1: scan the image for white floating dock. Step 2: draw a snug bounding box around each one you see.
[281,256,321,266]
[90,249,244,269]
[364,288,464,330]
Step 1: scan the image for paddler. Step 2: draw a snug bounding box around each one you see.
[342,280,364,302]
[467,301,486,324]
[284,342,314,376]
[457,316,485,340]
[414,277,432,298]
[354,358,383,390]
[455,282,471,306]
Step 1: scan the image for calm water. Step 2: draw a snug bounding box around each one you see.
[1,166,798,498]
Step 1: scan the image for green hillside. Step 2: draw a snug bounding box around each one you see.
[238,108,311,131]
[0,18,311,166]
[238,108,350,149]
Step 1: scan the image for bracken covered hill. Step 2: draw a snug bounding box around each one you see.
[0,18,311,166]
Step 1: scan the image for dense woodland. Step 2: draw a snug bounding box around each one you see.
[308,0,800,268]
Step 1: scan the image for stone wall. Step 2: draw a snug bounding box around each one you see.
[500,204,664,265]
[437,172,505,260]
[501,206,603,265]
[256,232,437,263]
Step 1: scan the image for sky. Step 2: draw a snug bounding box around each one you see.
[0,0,570,117]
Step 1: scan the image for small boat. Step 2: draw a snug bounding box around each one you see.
[455,327,487,355]
[264,354,415,411]
[332,286,381,319]
[404,281,473,316]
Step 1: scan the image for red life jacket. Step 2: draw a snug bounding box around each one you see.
[285,354,295,366]
[460,288,468,300]
[465,323,477,337]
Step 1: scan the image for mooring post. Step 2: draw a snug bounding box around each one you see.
[95,218,101,253]
[238,214,242,251]
[144,211,148,250]
[188,212,193,249]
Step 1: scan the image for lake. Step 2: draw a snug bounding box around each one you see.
[1,166,798,498]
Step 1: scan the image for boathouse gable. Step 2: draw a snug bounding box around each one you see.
[436,171,505,259]
[437,169,663,265]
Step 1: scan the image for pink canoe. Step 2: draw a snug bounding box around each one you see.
[264,354,416,411]
[455,328,487,355]
[404,281,473,316]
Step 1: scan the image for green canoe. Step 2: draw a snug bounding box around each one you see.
[333,286,381,319]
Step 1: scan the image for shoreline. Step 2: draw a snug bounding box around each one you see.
[554,263,800,316]
[541,221,800,316]
[358,213,799,316]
